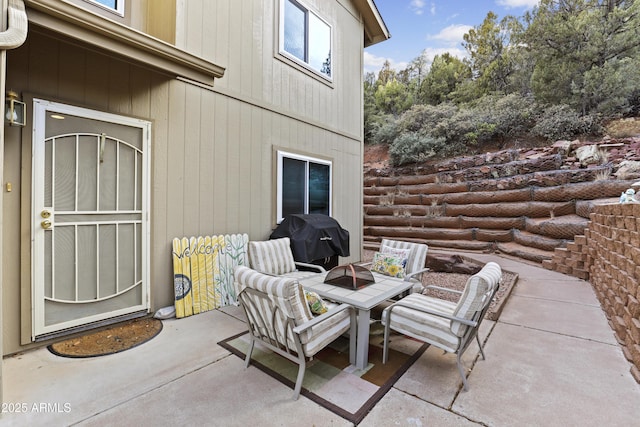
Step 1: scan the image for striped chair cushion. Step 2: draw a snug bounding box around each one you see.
[248,237,297,276]
[380,239,428,281]
[279,271,321,281]
[302,303,351,356]
[381,293,459,353]
[235,266,351,356]
[236,265,312,324]
[479,262,502,293]
[450,261,502,337]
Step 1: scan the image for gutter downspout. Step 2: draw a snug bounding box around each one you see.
[0,0,28,407]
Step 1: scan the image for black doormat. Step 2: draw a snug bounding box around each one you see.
[48,318,163,358]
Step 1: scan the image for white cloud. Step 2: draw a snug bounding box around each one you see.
[428,24,473,47]
[410,0,426,15]
[496,0,539,9]
[421,47,468,64]
[363,52,408,74]
[430,2,436,16]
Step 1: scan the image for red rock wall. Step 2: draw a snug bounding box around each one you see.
[364,147,636,263]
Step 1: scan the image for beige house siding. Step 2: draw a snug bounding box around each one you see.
[61,0,177,43]
[176,0,364,138]
[1,0,375,355]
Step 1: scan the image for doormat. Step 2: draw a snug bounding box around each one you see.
[48,318,163,358]
[218,329,428,425]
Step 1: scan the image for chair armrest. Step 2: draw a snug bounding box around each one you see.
[424,285,463,295]
[387,300,477,327]
[293,303,351,334]
[294,262,326,273]
[404,267,430,281]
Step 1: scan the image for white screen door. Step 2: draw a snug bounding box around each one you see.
[32,100,151,338]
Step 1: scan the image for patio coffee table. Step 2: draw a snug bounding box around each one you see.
[300,271,414,370]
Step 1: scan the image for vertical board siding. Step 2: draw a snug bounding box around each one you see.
[178,0,364,137]
[198,93,216,232]
[59,47,85,101]
[164,80,187,238]
[183,84,202,233]
[149,73,171,309]
[3,0,368,354]
[85,50,110,110]
[108,60,133,114]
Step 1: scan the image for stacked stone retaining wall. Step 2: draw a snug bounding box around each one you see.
[364,146,635,263]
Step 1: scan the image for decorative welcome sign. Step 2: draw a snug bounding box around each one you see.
[171,234,249,318]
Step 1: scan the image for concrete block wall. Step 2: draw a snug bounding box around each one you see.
[543,235,590,280]
[586,203,640,382]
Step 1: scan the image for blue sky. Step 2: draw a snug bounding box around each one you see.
[364,0,539,74]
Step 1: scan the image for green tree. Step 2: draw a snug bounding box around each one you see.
[580,56,640,116]
[420,53,472,105]
[398,51,430,102]
[374,79,413,116]
[376,60,396,86]
[363,71,380,142]
[463,12,517,95]
[524,0,640,114]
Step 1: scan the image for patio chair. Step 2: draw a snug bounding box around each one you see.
[381,261,502,391]
[248,237,326,279]
[380,238,429,284]
[363,239,429,293]
[235,265,356,400]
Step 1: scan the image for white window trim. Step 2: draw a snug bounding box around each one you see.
[276,150,332,223]
[278,0,333,82]
[84,0,125,17]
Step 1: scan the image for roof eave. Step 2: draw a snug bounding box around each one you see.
[24,0,225,87]
[356,0,390,47]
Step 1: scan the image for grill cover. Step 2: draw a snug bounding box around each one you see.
[270,214,350,263]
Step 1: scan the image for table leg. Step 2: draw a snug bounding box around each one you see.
[355,308,371,370]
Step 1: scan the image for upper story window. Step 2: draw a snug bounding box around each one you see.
[84,0,125,16]
[277,151,332,223]
[280,0,332,80]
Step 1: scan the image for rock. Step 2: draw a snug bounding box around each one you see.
[614,160,640,180]
[425,254,482,274]
[552,140,572,151]
[575,144,601,165]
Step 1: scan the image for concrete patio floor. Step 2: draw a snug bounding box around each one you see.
[3,252,640,426]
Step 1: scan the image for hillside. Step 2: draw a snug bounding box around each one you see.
[363,120,640,264]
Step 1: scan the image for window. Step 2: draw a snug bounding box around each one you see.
[85,0,125,16]
[277,151,332,222]
[280,0,332,79]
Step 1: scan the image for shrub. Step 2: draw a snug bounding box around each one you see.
[531,104,602,141]
[434,108,479,145]
[487,93,538,138]
[389,132,446,166]
[397,103,458,134]
[627,89,640,117]
[369,115,400,146]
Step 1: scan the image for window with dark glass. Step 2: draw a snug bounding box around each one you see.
[278,152,332,222]
[281,0,332,79]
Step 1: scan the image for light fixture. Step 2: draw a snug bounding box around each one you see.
[5,90,26,127]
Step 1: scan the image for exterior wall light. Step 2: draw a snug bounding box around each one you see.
[5,90,26,127]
